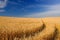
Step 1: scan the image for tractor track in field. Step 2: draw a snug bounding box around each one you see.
[14,23,58,40]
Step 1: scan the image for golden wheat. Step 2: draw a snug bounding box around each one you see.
[17,23,56,40]
[0,16,60,40]
[42,17,60,40]
[0,16,44,40]
[33,23,56,40]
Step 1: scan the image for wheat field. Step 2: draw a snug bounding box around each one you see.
[0,16,60,40]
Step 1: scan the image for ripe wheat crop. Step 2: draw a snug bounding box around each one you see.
[0,16,60,40]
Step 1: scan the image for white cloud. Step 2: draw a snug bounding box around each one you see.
[25,4,60,17]
[0,0,7,8]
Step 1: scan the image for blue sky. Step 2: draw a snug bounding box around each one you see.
[0,0,60,17]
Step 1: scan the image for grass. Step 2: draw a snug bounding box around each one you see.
[0,16,60,40]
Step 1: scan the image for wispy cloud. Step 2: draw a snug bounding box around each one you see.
[35,0,44,2]
[0,0,7,12]
[0,10,5,12]
[24,4,60,17]
[0,0,7,8]
[8,1,21,6]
